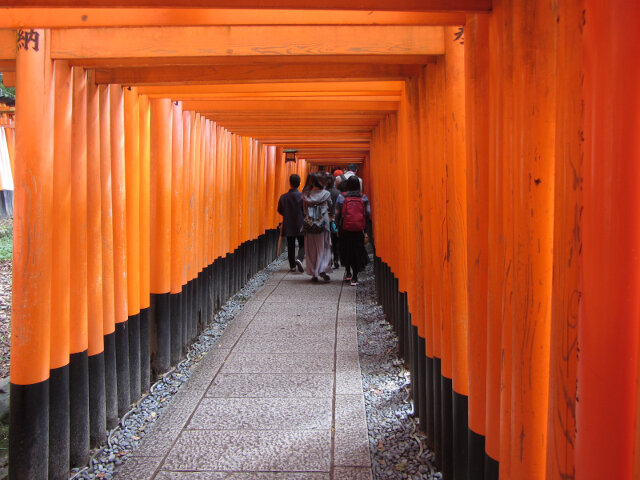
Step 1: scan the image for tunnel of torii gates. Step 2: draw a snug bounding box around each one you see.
[0,1,639,479]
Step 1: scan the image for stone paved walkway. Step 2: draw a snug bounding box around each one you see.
[115,265,373,480]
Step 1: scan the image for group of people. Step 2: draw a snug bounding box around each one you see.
[277,164,371,286]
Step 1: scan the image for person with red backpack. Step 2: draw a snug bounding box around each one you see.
[335,175,371,286]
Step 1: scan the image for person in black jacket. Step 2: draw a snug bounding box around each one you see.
[277,174,305,272]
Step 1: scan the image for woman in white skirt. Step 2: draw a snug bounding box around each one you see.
[301,173,333,282]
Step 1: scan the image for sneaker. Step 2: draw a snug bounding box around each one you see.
[343,272,352,282]
[296,259,304,273]
[311,276,319,283]
[320,272,330,282]
[289,267,296,272]
[350,280,359,286]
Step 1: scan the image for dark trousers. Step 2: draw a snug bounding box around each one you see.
[331,231,340,266]
[287,235,305,268]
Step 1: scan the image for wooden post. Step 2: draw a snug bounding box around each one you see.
[86,70,106,450]
[10,27,54,480]
[444,25,470,480]
[99,84,118,430]
[69,65,89,468]
[110,84,131,416]
[124,86,141,401]
[580,1,640,479]
[149,98,172,375]
[464,13,490,479]
[49,58,72,480]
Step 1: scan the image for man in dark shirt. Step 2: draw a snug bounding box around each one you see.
[277,174,305,272]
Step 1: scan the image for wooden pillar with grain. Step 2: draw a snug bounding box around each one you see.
[149,98,172,375]
[10,27,54,480]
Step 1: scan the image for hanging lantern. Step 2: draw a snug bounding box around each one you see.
[284,149,297,163]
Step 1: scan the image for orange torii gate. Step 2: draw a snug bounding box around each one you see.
[0,1,639,480]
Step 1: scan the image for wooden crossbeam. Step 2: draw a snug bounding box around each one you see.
[70,55,437,68]
[0,30,15,60]
[51,26,444,59]
[137,81,404,95]
[94,64,423,85]
[3,1,491,12]
[0,8,466,28]
[181,99,398,112]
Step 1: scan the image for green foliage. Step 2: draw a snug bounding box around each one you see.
[0,74,14,99]
[0,220,12,262]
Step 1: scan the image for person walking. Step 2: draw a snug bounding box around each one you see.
[277,174,305,272]
[335,175,371,286]
[301,173,333,282]
[335,163,363,192]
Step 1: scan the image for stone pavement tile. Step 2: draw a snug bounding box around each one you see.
[336,323,359,352]
[258,302,338,316]
[339,287,356,302]
[336,351,364,395]
[187,397,332,430]
[333,467,373,480]
[268,283,343,296]
[246,316,336,332]
[265,293,340,303]
[163,429,332,471]
[248,312,337,330]
[113,456,163,480]
[214,323,250,350]
[220,352,334,374]
[239,328,335,345]
[206,373,334,398]
[185,349,230,391]
[333,428,372,467]
[334,395,368,433]
[132,388,204,457]
[232,334,334,354]
[156,472,330,480]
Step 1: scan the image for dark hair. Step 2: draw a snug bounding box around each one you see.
[347,163,359,172]
[344,175,360,192]
[302,172,315,191]
[317,171,331,189]
[289,173,301,188]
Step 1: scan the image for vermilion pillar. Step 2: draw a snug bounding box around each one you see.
[49,58,72,480]
[579,2,640,479]
[10,28,54,480]
[69,66,90,468]
[149,98,172,375]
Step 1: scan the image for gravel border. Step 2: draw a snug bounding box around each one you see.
[356,249,441,479]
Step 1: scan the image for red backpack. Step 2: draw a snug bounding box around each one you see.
[341,195,366,231]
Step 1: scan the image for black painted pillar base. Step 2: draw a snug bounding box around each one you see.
[441,376,454,479]
[418,336,426,428]
[469,428,486,480]
[484,453,499,480]
[104,331,118,429]
[170,291,183,365]
[128,312,141,401]
[88,352,106,448]
[49,365,69,480]
[453,391,469,480]
[139,308,150,394]
[9,381,48,480]
[425,355,435,448]
[115,321,131,417]
[150,292,171,377]
[69,350,89,467]
[433,357,442,466]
